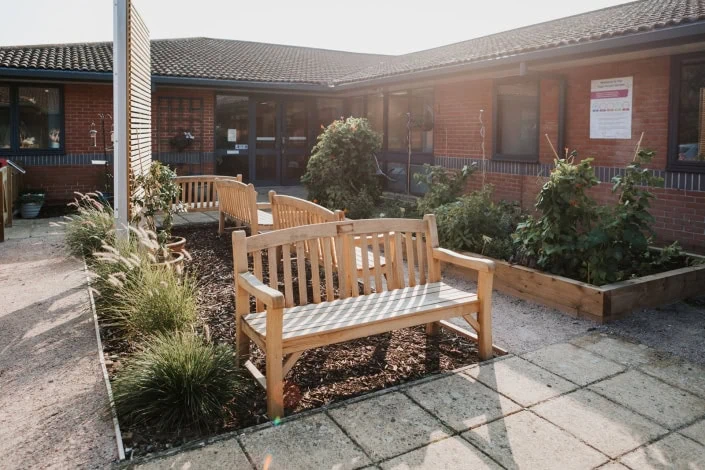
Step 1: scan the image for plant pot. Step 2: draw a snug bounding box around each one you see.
[154,251,184,274]
[21,202,43,219]
[166,236,186,253]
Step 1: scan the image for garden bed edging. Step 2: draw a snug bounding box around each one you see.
[443,252,705,323]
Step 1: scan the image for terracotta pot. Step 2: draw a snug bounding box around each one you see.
[166,236,186,253]
[154,251,184,274]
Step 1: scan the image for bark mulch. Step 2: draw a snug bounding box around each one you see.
[125,223,480,455]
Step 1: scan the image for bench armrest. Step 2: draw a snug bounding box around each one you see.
[256,202,271,210]
[238,272,285,309]
[432,248,495,273]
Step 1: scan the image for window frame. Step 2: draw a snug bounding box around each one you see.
[492,78,540,162]
[0,83,65,156]
[385,88,434,154]
[668,52,705,173]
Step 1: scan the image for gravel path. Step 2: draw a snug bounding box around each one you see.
[442,265,705,364]
[0,234,118,469]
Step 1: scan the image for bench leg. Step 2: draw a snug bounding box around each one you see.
[218,211,225,235]
[477,271,494,361]
[266,309,285,420]
[425,322,440,336]
[235,289,250,366]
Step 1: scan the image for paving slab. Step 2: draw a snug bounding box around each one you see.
[179,212,217,224]
[638,356,705,399]
[405,373,522,432]
[532,389,667,458]
[620,433,705,469]
[463,356,578,407]
[328,392,451,461]
[680,418,705,446]
[523,342,625,386]
[135,440,251,469]
[239,413,369,470]
[380,436,501,470]
[589,369,705,430]
[462,410,607,470]
[571,334,657,367]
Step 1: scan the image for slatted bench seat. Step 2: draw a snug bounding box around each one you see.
[214,178,273,235]
[242,282,478,353]
[232,215,495,419]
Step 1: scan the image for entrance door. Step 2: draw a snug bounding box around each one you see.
[281,99,309,185]
[253,98,310,185]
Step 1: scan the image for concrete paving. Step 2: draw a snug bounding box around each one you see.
[131,333,705,469]
[0,219,118,469]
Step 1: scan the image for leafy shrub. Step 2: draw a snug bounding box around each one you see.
[513,152,599,277]
[414,164,474,215]
[98,261,197,341]
[435,186,521,260]
[131,161,184,244]
[302,117,382,219]
[113,332,244,431]
[513,150,684,285]
[64,192,114,258]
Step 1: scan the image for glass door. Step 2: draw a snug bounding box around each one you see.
[254,99,280,184]
[215,95,250,179]
[282,99,309,185]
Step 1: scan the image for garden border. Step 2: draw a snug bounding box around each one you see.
[444,252,705,323]
[84,258,126,461]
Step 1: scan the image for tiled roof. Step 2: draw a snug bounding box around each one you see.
[1,0,704,86]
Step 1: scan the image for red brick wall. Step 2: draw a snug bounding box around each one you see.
[434,55,705,251]
[24,165,105,204]
[152,87,215,153]
[64,83,114,154]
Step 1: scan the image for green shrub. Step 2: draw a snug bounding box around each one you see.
[414,164,474,215]
[435,187,521,260]
[90,236,149,308]
[99,262,197,341]
[131,161,183,245]
[302,117,382,219]
[64,192,115,258]
[113,332,244,431]
[376,195,421,219]
[513,150,684,285]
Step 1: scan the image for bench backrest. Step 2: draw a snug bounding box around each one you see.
[269,191,344,230]
[174,174,241,212]
[215,178,260,233]
[233,215,441,312]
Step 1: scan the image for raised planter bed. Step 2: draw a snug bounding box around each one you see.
[444,251,705,323]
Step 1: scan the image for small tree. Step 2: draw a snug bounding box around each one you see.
[131,162,183,244]
[302,117,382,219]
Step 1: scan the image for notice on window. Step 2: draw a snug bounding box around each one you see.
[227,129,237,142]
[590,77,633,139]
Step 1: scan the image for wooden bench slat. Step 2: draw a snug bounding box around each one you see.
[243,282,478,341]
[245,282,459,325]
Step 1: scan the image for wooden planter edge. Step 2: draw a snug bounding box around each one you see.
[443,252,705,323]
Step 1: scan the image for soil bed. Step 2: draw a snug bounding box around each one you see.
[111,223,479,456]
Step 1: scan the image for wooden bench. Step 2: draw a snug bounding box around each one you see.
[214,178,273,235]
[173,174,241,212]
[268,191,387,278]
[232,215,495,418]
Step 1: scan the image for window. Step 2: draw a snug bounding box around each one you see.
[670,54,705,169]
[215,95,249,150]
[387,89,434,152]
[0,86,10,149]
[494,81,538,160]
[0,84,63,153]
[316,98,343,130]
[366,93,384,136]
[349,96,364,118]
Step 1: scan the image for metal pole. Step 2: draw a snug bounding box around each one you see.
[113,0,129,240]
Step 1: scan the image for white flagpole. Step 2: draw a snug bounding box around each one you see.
[113,0,129,240]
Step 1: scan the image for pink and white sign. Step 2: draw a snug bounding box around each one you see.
[589,76,633,140]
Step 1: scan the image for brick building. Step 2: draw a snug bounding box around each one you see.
[1,0,705,249]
